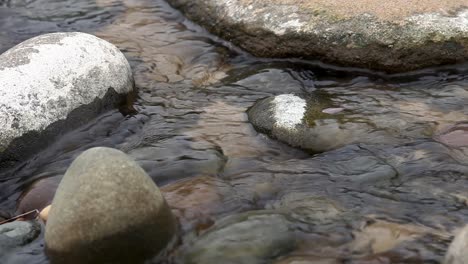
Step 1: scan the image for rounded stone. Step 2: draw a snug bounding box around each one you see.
[45,147,176,264]
[0,32,134,168]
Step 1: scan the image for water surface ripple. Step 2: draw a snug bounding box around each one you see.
[1,0,468,263]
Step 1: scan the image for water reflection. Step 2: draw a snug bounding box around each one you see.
[0,0,468,263]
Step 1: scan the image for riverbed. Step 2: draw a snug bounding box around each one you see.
[1,0,468,263]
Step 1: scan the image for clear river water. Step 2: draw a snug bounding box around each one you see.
[1,0,468,263]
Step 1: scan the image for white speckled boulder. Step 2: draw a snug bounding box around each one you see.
[45,147,176,264]
[0,32,134,167]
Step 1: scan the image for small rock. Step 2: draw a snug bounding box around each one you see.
[39,205,51,222]
[0,221,41,254]
[45,147,176,264]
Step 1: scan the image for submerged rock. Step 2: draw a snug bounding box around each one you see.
[0,32,134,168]
[0,221,41,255]
[16,176,59,217]
[247,94,394,152]
[167,0,468,72]
[182,211,296,264]
[161,176,244,233]
[45,147,176,264]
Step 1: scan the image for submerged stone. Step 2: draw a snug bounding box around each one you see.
[16,176,59,217]
[167,0,468,72]
[0,32,135,168]
[247,94,394,152]
[182,211,296,264]
[45,147,176,264]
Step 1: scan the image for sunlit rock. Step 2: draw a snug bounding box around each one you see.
[0,32,134,168]
[45,147,176,264]
[39,205,51,222]
[445,225,468,264]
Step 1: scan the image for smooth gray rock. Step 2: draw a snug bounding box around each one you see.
[45,147,176,264]
[0,32,134,168]
[167,0,468,72]
[0,221,41,254]
[445,225,468,264]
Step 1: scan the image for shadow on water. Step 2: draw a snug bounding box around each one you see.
[1,0,468,263]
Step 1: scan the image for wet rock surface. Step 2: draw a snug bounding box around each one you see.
[45,147,176,264]
[0,32,134,168]
[167,0,468,72]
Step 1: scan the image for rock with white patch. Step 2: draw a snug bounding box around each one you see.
[45,147,176,264]
[0,32,134,168]
[247,94,394,152]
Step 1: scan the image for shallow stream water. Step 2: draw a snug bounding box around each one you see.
[1,0,468,263]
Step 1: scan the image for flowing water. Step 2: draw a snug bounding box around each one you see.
[1,0,468,263]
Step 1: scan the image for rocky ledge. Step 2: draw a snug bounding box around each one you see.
[167,0,468,72]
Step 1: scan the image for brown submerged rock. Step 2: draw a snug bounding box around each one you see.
[167,0,468,72]
[16,176,59,217]
[162,176,236,233]
[45,147,176,264]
